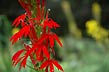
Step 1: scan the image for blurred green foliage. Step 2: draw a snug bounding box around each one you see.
[0,15,11,48]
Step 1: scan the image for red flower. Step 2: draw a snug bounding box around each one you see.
[10,25,30,44]
[39,33,62,48]
[12,14,27,27]
[34,44,50,61]
[41,11,60,29]
[12,44,36,69]
[18,44,37,69]
[24,44,36,65]
[11,0,64,71]
[40,59,64,72]
[12,49,24,66]
[43,18,60,29]
[29,25,38,44]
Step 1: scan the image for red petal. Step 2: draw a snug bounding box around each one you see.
[29,26,38,44]
[12,14,26,27]
[12,50,24,62]
[23,26,30,37]
[40,60,49,69]
[37,53,44,61]
[53,34,62,47]
[49,35,54,48]
[36,0,41,20]
[38,34,48,44]
[50,19,60,28]
[20,56,27,68]
[36,0,40,5]
[44,21,52,28]
[21,21,26,27]
[24,44,36,65]
[10,25,30,44]
[41,6,45,19]
[43,18,60,29]
[42,45,50,59]
[42,0,45,7]
[50,63,54,72]
[13,56,24,66]
[10,32,20,44]
[52,60,64,72]
[36,47,41,58]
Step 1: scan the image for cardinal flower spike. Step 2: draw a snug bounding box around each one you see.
[10,0,64,72]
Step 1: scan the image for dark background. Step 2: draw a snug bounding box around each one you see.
[0,0,109,36]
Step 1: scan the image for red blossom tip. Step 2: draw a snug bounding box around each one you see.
[10,25,30,44]
[12,49,24,66]
[40,59,64,72]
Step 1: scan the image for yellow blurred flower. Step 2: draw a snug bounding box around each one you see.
[95,28,109,40]
[86,20,109,41]
[12,28,20,35]
[86,20,99,34]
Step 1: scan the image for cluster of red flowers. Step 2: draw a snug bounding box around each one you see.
[10,0,64,72]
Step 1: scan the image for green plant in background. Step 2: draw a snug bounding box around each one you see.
[61,0,82,38]
[92,2,101,23]
[0,15,11,48]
